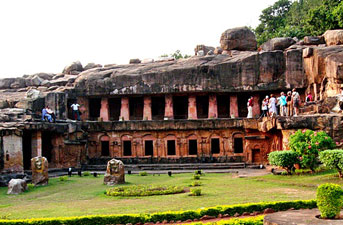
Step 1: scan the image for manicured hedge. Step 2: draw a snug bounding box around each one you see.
[106,185,184,197]
[317,183,343,219]
[0,200,316,225]
[191,216,264,225]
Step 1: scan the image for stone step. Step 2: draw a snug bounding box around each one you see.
[83,163,246,171]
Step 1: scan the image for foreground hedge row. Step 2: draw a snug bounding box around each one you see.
[0,200,316,225]
[191,216,264,225]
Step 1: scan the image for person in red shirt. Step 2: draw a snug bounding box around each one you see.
[305,92,313,103]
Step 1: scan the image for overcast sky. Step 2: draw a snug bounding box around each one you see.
[0,0,277,78]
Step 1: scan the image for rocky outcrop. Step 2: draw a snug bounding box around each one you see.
[7,179,27,195]
[220,27,257,51]
[324,29,343,46]
[261,37,296,51]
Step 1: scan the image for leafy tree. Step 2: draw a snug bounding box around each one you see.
[160,50,191,60]
[255,0,343,45]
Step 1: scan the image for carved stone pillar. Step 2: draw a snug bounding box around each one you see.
[32,131,42,157]
[120,97,129,121]
[252,94,260,117]
[77,97,89,121]
[314,83,317,101]
[100,98,110,121]
[208,94,217,119]
[164,94,173,120]
[188,95,197,119]
[230,95,239,118]
[143,96,152,120]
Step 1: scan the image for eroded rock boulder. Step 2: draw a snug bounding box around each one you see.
[324,29,343,46]
[7,179,27,195]
[194,45,215,56]
[63,61,83,75]
[0,78,16,89]
[84,63,102,71]
[220,27,257,51]
[31,156,49,186]
[303,36,325,45]
[261,37,296,51]
[104,158,125,185]
[129,58,141,64]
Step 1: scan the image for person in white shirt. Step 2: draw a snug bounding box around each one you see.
[71,103,81,121]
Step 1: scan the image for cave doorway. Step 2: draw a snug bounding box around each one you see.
[22,130,32,170]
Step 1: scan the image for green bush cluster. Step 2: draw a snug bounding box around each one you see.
[190,188,202,196]
[105,185,184,197]
[317,183,343,219]
[139,171,148,176]
[288,129,335,172]
[0,200,316,225]
[268,151,298,174]
[59,176,68,182]
[319,150,343,178]
[193,174,201,180]
[190,216,264,225]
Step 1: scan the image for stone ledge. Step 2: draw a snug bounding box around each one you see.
[264,209,343,225]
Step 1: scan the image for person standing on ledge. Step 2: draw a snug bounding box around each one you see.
[247,96,254,118]
[292,88,300,116]
[71,102,81,121]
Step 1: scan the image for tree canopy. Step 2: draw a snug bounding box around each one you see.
[255,0,343,45]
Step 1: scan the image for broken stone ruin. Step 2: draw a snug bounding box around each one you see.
[104,159,125,185]
[31,156,49,186]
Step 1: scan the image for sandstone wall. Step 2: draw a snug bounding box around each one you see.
[2,135,23,173]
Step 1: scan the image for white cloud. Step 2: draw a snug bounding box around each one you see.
[0,0,277,78]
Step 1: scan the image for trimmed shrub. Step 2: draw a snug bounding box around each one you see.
[0,200,316,224]
[190,188,201,196]
[189,181,202,187]
[139,171,148,176]
[59,176,68,181]
[289,129,335,172]
[193,174,201,180]
[317,183,343,219]
[268,151,298,174]
[189,216,264,225]
[83,171,91,176]
[106,185,184,197]
[319,149,343,178]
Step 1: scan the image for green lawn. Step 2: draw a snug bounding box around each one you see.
[0,170,342,219]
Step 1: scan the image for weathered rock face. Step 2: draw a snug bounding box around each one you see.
[324,29,343,46]
[7,179,27,194]
[303,36,325,45]
[220,27,257,51]
[261,37,296,51]
[63,61,83,75]
[74,49,306,96]
[103,158,125,185]
[31,156,49,186]
[303,45,343,98]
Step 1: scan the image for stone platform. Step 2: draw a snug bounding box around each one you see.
[264,209,343,225]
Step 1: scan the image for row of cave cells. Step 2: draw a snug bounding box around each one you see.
[94,133,245,158]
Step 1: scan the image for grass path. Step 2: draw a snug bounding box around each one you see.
[0,170,341,219]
